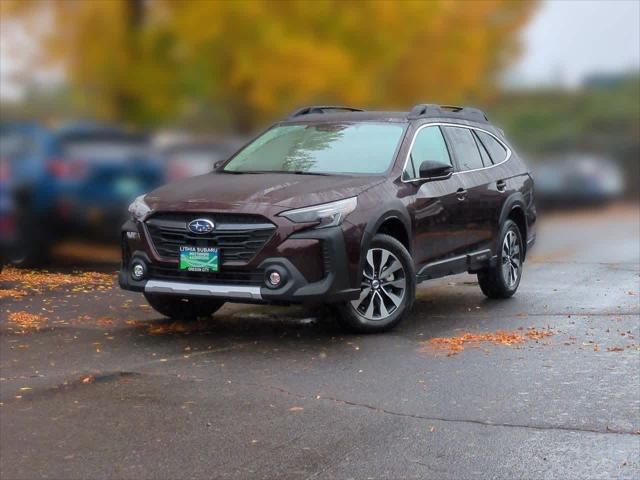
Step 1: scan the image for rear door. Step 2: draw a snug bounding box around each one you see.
[402,125,467,270]
[474,129,511,229]
[441,125,494,253]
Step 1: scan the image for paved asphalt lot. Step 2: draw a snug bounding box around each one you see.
[1,205,639,480]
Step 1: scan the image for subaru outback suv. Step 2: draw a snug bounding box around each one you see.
[120,104,536,333]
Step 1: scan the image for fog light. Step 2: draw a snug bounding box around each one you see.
[131,262,146,281]
[268,271,281,287]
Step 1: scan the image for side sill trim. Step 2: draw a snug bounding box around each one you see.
[144,280,262,300]
[416,249,492,281]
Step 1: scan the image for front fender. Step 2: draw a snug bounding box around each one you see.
[357,198,412,274]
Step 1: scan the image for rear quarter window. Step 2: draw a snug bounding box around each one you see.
[475,131,508,165]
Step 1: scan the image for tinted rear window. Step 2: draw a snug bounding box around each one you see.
[60,135,148,162]
[0,131,37,161]
[476,131,508,164]
[442,126,484,171]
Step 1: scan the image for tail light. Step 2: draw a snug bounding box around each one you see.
[167,163,189,181]
[47,157,89,179]
[0,214,15,239]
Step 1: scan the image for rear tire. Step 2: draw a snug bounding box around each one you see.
[143,293,224,320]
[477,219,523,299]
[10,211,51,268]
[335,234,415,333]
[10,239,51,268]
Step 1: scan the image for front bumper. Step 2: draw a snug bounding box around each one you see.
[119,220,360,304]
[143,280,262,300]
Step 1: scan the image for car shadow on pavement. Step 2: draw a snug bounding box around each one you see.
[117,278,517,352]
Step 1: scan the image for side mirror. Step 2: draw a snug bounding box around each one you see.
[213,160,225,169]
[418,160,453,180]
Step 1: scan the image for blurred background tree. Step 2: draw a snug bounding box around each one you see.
[1,0,536,132]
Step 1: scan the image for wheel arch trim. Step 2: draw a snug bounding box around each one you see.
[498,192,528,259]
[358,200,412,276]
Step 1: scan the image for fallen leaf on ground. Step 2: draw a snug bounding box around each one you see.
[419,328,554,356]
[0,267,113,294]
[96,317,115,326]
[7,311,47,333]
[0,288,27,299]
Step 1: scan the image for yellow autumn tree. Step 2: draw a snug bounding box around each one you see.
[0,0,537,131]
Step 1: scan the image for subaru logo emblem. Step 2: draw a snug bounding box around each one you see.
[188,218,215,234]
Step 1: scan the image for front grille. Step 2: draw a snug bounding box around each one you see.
[145,212,276,265]
[148,264,264,285]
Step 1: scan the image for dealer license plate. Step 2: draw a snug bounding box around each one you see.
[179,246,219,272]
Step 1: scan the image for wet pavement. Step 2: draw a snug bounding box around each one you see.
[1,205,639,479]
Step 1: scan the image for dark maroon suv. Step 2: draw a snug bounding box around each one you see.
[120,104,536,333]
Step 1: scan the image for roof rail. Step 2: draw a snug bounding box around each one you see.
[408,103,488,123]
[288,105,365,118]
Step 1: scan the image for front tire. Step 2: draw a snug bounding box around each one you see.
[143,293,224,320]
[477,219,523,299]
[335,234,415,333]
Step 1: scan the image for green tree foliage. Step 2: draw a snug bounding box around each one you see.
[1,0,536,131]
[491,76,640,156]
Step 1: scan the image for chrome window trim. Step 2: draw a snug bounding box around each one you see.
[401,122,512,183]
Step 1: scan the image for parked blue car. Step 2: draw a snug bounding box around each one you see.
[0,122,53,267]
[0,122,165,266]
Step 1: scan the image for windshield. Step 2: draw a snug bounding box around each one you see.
[223,122,405,175]
[0,131,38,161]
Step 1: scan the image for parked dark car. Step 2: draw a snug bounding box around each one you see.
[533,154,624,208]
[0,122,165,266]
[120,104,536,333]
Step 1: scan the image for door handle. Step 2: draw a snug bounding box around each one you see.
[496,180,507,192]
[456,188,467,201]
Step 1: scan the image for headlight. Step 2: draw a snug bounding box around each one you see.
[278,197,357,229]
[128,194,151,221]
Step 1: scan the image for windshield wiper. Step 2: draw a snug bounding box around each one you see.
[277,170,333,176]
[222,170,333,176]
[220,170,269,174]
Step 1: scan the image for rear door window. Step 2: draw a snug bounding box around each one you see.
[475,131,508,165]
[442,126,484,171]
[403,126,451,180]
[472,131,492,167]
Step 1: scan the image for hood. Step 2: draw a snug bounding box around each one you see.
[144,171,384,213]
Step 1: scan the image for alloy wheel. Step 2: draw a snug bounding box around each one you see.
[350,248,407,321]
[501,230,521,288]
